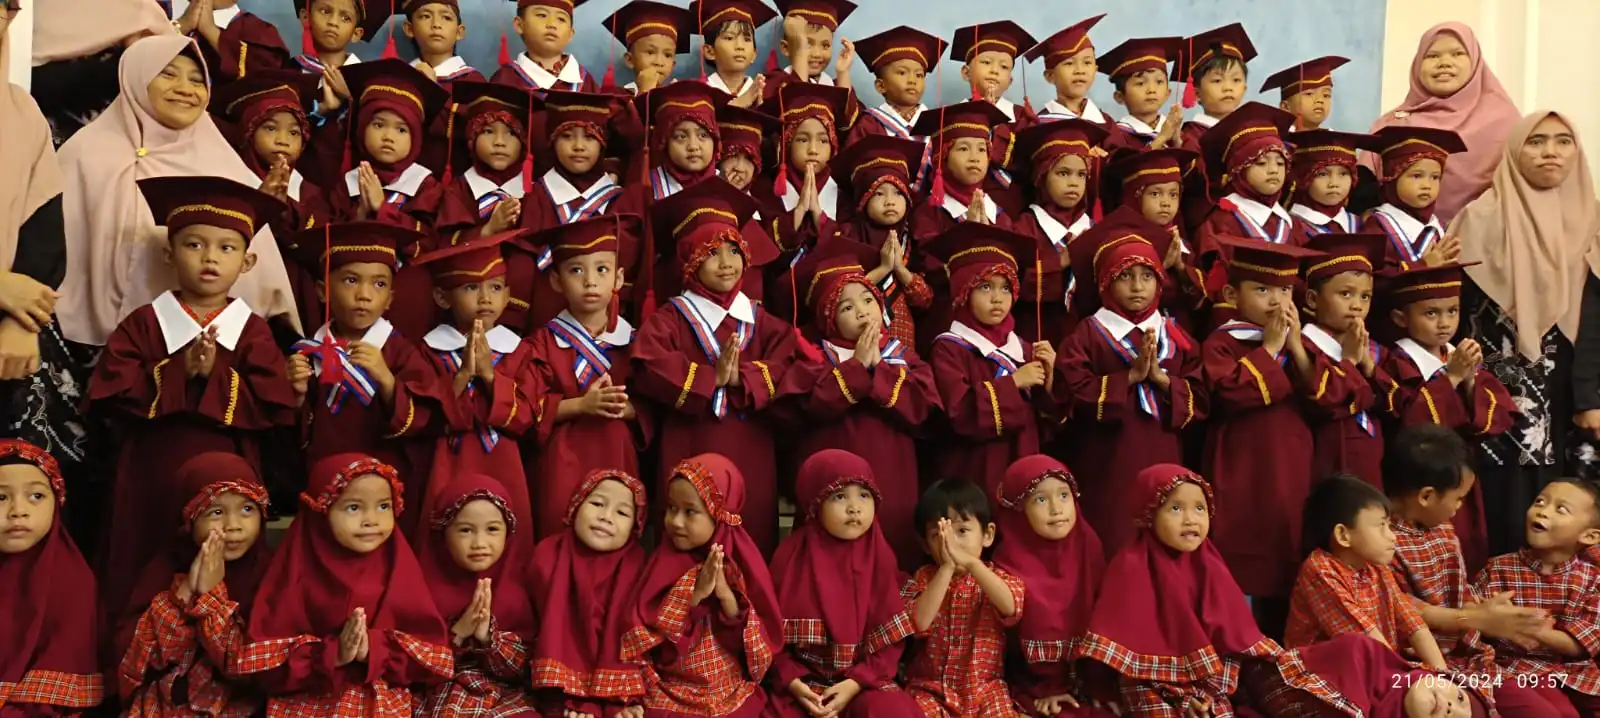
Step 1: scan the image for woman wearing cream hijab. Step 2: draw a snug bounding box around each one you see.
[30,0,173,146]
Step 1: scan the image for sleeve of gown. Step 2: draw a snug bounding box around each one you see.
[630,313,718,416]
[872,355,938,430]
[1465,372,1517,437]
[481,627,530,680]
[1302,352,1368,419]
[88,316,195,419]
[844,639,905,688]
[931,340,1031,440]
[196,321,297,430]
[1057,329,1130,425]
[190,583,246,670]
[1575,273,1600,413]
[731,314,797,413]
[795,357,873,420]
[485,349,542,438]
[772,648,811,689]
[115,585,196,698]
[1165,343,1207,430]
[14,194,66,289]
[382,342,439,438]
[237,636,345,694]
[1201,338,1295,412]
[366,630,454,687]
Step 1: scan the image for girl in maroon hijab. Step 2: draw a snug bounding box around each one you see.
[1248,633,1486,718]
[116,452,273,717]
[828,135,935,351]
[435,81,537,247]
[528,469,650,718]
[767,450,920,718]
[618,454,784,718]
[1191,103,1303,295]
[0,439,104,714]
[235,453,453,716]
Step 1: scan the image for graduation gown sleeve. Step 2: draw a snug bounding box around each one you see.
[1201,338,1298,413]
[929,339,1034,440]
[630,311,720,417]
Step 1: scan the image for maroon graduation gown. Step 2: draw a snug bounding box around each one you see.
[417,64,488,176]
[928,326,1052,493]
[1299,328,1393,490]
[195,12,290,88]
[909,197,1013,355]
[1009,207,1086,346]
[334,171,445,341]
[272,179,334,333]
[512,173,626,332]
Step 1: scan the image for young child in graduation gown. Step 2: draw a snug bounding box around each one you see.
[765,0,858,92]
[0,440,105,715]
[992,456,1111,718]
[402,0,489,175]
[528,469,650,717]
[1286,130,1373,237]
[414,474,537,716]
[694,0,773,101]
[759,81,857,258]
[908,101,1016,240]
[619,454,784,718]
[235,454,452,715]
[174,0,290,88]
[1172,23,1256,153]
[601,0,693,95]
[1098,151,1205,332]
[630,179,797,555]
[1096,37,1187,150]
[777,239,939,567]
[435,81,535,247]
[116,452,273,717]
[1260,56,1349,132]
[293,0,379,75]
[947,20,1037,128]
[845,25,944,176]
[1007,119,1109,345]
[717,103,781,196]
[1026,15,1136,153]
[88,177,297,629]
[1057,212,1204,555]
[1362,127,1470,270]
[768,450,920,718]
[829,135,934,350]
[1192,103,1302,273]
[491,0,598,93]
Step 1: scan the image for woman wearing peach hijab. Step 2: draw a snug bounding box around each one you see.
[29,0,173,146]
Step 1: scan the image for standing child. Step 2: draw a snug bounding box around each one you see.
[1287,130,1372,236]
[492,0,597,92]
[1025,14,1124,141]
[1173,23,1256,152]
[830,135,934,350]
[1008,118,1109,344]
[294,0,381,74]
[436,81,534,246]
[767,0,858,90]
[847,25,945,187]
[948,20,1039,126]
[768,450,921,717]
[236,454,452,715]
[691,0,775,102]
[718,103,782,194]
[1192,102,1301,266]
[763,81,857,254]
[1362,127,1469,270]
[403,0,486,87]
[1095,36,1186,149]
[1259,56,1349,132]
[1099,151,1204,328]
[907,101,1014,247]
[620,454,785,718]
[603,0,694,95]
[636,81,728,200]
[173,0,291,86]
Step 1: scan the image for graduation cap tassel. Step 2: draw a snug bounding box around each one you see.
[929,109,946,206]
[381,14,398,60]
[1090,152,1103,222]
[316,224,343,388]
[639,136,657,322]
[602,17,618,91]
[499,34,511,68]
[766,16,781,73]
[522,93,536,196]
[1035,249,1043,342]
[1180,38,1198,109]
[441,105,456,188]
[969,25,982,101]
[772,92,789,197]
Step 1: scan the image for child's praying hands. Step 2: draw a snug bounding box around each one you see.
[451,578,494,646]
[356,162,386,219]
[1421,231,1461,268]
[336,608,368,667]
[1445,339,1481,389]
[853,323,882,368]
[190,529,227,598]
[715,335,741,387]
[939,518,979,573]
[1152,103,1185,149]
[1262,306,1289,357]
[261,156,293,202]
[690,543,723,606]
[482,199,521,236]
[185,326,218,378]
[966,189,990,224]
[1163,229,1187,271]
[471,320,497,384]
[580,374,629,419]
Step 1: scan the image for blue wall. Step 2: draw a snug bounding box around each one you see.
[234,0,1386,131]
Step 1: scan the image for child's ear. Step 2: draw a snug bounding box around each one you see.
[351,27,365,43]
[297,7,308,23]
[241,252,258,275]
[432,287,450,310]
[1332,523,1354,549]
[701,43,716,62]
[778,37,791,59]
[615,266,626,290]
[162,242,174,267]
[872,75,886,97]
[402,19,416,39]
[959,64,972,84]
[1279,98,1293,113]
[547,270,563,293]
[455,23,466,42]
[1303,290,1319,314]
[1390,307,1409,330]
[1581,526,1600,547]
[1416,487,1437,506]
[981,522,997,549]
[1112,88,1126,107]
[512,15,525,38]
[1221,282,1239,307]
[315,279,326,297]
[622,51,638,72]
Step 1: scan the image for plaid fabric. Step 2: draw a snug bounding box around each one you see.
[1475,550,1600,696]
[626,569,767,716]
[781,609,917,680]
[900,565,1026,717]
[235,631,453,717]
[0,670,105,711]
[528,659,646,699]
[413,630,535,717]
[885,273,933,348]
[1286,549,1427,649]
[1390,520,1498,671]
[119,581,259,717]
[1241,648,1365,717]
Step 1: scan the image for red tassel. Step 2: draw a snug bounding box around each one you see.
[773,163,788,198]
[641,290,657,322]
[765,47,780,73]
[1091,198,1103,222]
[930,171,945,207]
[316,223,342,388]
[381,15,398,59]
[1181,80,1197,109]
[301,21,316,56]
[602,63,616,91]
[1181,37,1197,109]
[499,34,511,67]
[970,83,982,101]
[523,151,535,196]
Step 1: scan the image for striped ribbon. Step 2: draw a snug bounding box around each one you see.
[434,347,507,452]
[1226,203,1289,245]
[1371,211,1438,265]
[1089,316,1175,420]
[546,314,614,390]
[670,296,752,419]
[935,334,1021,378]
[291,338,376,413]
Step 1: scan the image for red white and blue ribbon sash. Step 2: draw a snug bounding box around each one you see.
[824,338,908,368]
[385,190,410,208]
[934,334,1021,378]
[1227,202,1289,244]
[295,55,327,74]
[1089,316,1174,419]
[546,314,615,390]
[556,181,623,225]
[433,347,507,452]
[477,190,512,220]
[1371,210,1438,265]
[438,64,477,82]
[291,337,375,413]
[650,167,684,200]
[670,296,752,419]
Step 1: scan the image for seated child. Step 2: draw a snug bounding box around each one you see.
[1058,210,1203,555]
[830,135,933,349]
[925,224,1057,491]
[1098,150,1204,327]
[768,0,858,90]
[846,24,945,174]
[603,0,694,94]
[414,474,536,716]
[948,20,1038,126]
[619,454,784,718]
[1096,36,1186,149]
[436,81,535,245]
[492,0,597,92]
[173,0,290,86]
[1008,118,1109,344]
[1362,127,1469,270]
[1193,102,1301,274]
[88,176,296,624]
[1174,22,1256,152]
[528,469,650,717]
[0,440,104,715]
[632,179,794,554]
[991,455,1107,717]
[1025,14,1123,135]
[1259,56,1349,132]
[116,452,272,716]
[694,0,775,102]
[778,239,939,567]
[403,0,486,88]
[763,82,857,256]
[768,450,920,717]
[1250,633,1486,717]
[717,103,782,194]
[901,479,1025,716]
[1287,129,1373,236]
[294,0,379,74]
[237,454,452,715]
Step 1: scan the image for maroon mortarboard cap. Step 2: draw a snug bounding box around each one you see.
[1388,261,1479,304]
[717,103,781,167]
[1287,129,1375,182]
[833,133,922,199]
[636,79,729,132]
[138,176,286,239]
[763,80,855,131]
[1217,236,1322,287]
[1373,126,1468,182]
[530,213,643,271]
[342,57,450,131]
[794,236,880,311]
[853,25,946,73]
[210,69,321,126]
[1303,233,1386,283]
[402,0,459,12]
[1096,36,1182,81]
[651,177,762,271]
[1176,22,1257,84]
[949,20,1037,63]
[1198,101,1294,175]
[541,89,620,140]
[1022,14,1104,68]
[1259,55,1349,97]
[512,0,590,13]
[1009,118,1109,182]
[1101,147,1198,209]
[922,223,1036,301]
[772,0,855,31]
[452,80,534,134]
[293,221,423,271]
[414,232,520,288]
[689,0,778,36]
[1068,205,1170,298]
[604,0,695,54]
[354,0,398,40]
[908,100,1010,141]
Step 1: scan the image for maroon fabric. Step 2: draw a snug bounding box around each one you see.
[1290,633,1489,718]
[355,102,425,185]
[1226,158,1287,208]
[991,455,1104,646]
[415,473,535,639]
[1381,181,1438,224]
[651,115,720,188]
[950,267,1019,347]
[1093,238,1164,325]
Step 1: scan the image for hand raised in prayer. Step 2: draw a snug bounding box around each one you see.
[336,608,365,666]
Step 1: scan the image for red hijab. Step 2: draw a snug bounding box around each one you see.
[1095,236,1165,325]
[951,265,1019,347]
[677,223,750,309]
[528,469,649,700]
[770,450,908,652]
[415,473,535,639]
[355,102,425,186]
[651,115,721,187]
[817,274,887,351]
[1381,161,1442,223]
[1226,143,1290,207]
[992,456,1104,656]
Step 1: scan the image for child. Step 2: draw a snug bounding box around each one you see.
[1193,102,1301,267]
[631,178,796,554]
[603,0,694,95]
[436,81,535,245]
[403,0,486,87]
[718,103,782,193]
[1287,130,1373,236]
[1008,118,1108,344]
[1173,23,1256,152]
[763,81,857,250]
[778,239,939,567]
[116,452,272,716]
[1362,127,1469,270]
[908,101,1015,243]
[619,454,784,717]
[636,80,728,200]
[831,135,934,350]
[768,0,858,90]
[1099,150,1203,326]
[528,469,650,717]
[524,215,644,540]
[0,440,104,715]
[991,455,1107,717]
[901,479,1025,716]
[925,224,1057,490]
[173,0,290,86]
[414,474,536,716]
[1259,56,1348,132]
[1057,211,1204,555]
[692,0,776,101]
[846,24,945,171]
[492,0,597,92]
[948,20,1039,126]
[237,453,452,715]
[1096,36,1186,149]
[1025,14,1120,132]
[88,177,297,626]
[768,450,920,717]
[294,0,383,73]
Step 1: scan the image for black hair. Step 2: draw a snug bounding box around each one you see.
[1301,473,1391,556]
[1193,55,1247,83]
[709,19,756,41]
[1383,425,1472,497]
[1544,477,1600,529]
[914,479,991,532]
[1112,67,1166,96]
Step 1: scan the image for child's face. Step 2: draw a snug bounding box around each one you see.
[573,478,637,552]
[147,54,209,131]
[1404,678,1472,718]
[474,120,523,173]
[1391,297,1459,352]
[1197,63,1247,116]
[1042,154,1089,210]
[190,490,263,561]
[922,510,995,567]
[967,274,1014,327]
[549,252,620,318]
[251,110,306,168]
[303,0,364,53]
[874,59,926,108]
[667,120,715,174]
[1525,482,1600,552]
[1407,468,1476,529]
[514,5,574,59]
[1306,271,1372,334]
[962,51,1015,98]
[817,481,876,542]
[1137,182,1182,226]
[663,478,716,551]
[702,21,755,73]
[553,126,601,175]
[1022,475,1078,541]
[788,117,833,172]
[436,277,508,330]
[695,242,745,294]
[0,463,55,555]
[1114,69,1170,117]
[165,226,256,300]
[327,474,395,554]
[1046,49,1097,100]
[1226,280,1293,327]
[1307,164,1353,207]
[625,34,678,79]
[718,154,756,191]
[404,3,465,59]
[1242,150,1287,196]
[945,137,990,186]
[1282,86,1333,128]
[780,24,834,77]
[866,183,908,225]
[1152,481,1209,552]
[327,262,394,334]
[363,109,414,165]
[833,281,880,343]
[1338,504,1397,566]
[445,499,507,572]
[1394,158,1443,209]
[1109,264,1159,316]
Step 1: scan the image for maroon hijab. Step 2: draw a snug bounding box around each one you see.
[1290,634,1486,718]
[415,473,535,639]
[951,265,1019,347]
[992,455,1104,652]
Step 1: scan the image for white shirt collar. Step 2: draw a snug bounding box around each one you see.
[1029,205,1091,248]
[945,320,1024,364]
[423,323,522,354]
[1374,203,1443,242]
[1091,306,1163,341]
[344,163,432,197]
[682,289,755,329]
[516,52,582,88]
[875,102,925,128]
[464,166,526,201]
[993,97,1017,122]
[942,192,998,223]
[1042,98,1106,123]
[312,317,393,360]
[433,55,469,77]
[287,170,304,202]
[781,176,838,218]
[706,73,754,96]
[542,167,616,206]
[1290,204,1355,232]
[1302,323,1343,361]
[211,4,240,29]
[1396,337,1450,379]
[1118,113,1165,136]
[1224,192,1294,226]
[783,67,833,86]
[1191,112,1224,128]
[551,310,633,348]
[824,341,855,364]
[152,291,253,354]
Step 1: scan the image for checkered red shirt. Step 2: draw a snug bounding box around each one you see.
[900,564,1027,717]
[1475,550,1600,696]
[232,632,454,717]
[119,580,259,717]
[413,625,533,717]
[781,608,917,685]
[1389,519,1499,674]
[619,567,774,716]
[1285,549,1428,649]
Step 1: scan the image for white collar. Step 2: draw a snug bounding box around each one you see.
[424,323,522,354]
[1374,203,1442,240]
[782,176,839,218]
[706,73,754,95]
[1302,323,1343,361]
[551,310,633,347]
[1224,192,1294,226]
[946,320,1024,364]
[783,67,833,86]
[464,166,526,201]
[623,78,674,94]
[681,289,755,329]
[1029,205,1091,247]
[942,192,998,222]
[516,53,582,88]
[1396,337,1449,379]
[1289,204,1355,232]
[433,55,469,76]
[542,167,616,205]
[344,163,432,197]
[287,170,304,202]
[993,97,1017,122]
[1091,306,1163,341]
[152,291,253,354]
[1042,98,1106,123]
[875,102,925,127]
[1118,114,1164,136]
[1191,112,1222,128]
[824,341,855,364]
[313,317,393,351]
[211,4,240,29]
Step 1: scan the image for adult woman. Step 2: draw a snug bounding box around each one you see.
[54,35,300,350]
[1452,110,1600,556]
[30,0,173,146]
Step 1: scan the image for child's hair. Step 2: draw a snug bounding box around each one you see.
[1194,55,1246,82]
[1382,425,1472,498]
[1301,473,1390,556]
[710,19,754,41]
[914,479,991,531]
[1546,477,1600,529]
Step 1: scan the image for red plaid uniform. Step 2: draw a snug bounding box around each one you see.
[1474,551,1600,697]
[1077,629,1279,718]
[1285,549,1427,649]
[1388,520,1499,678]
[119,580,259,717]
[0,670,104,712]
[900,564,1026,717]
[619,567,773,716]
[779,610,917,691]
[232,632,454,717]
[414,623,533,717]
